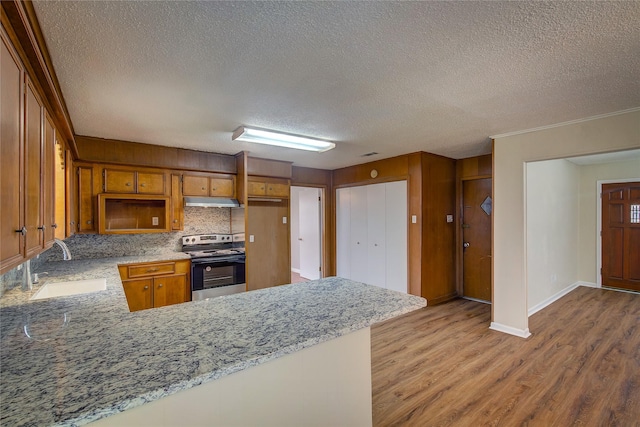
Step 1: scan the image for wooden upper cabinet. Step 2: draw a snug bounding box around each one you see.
[103,168,166,194]
[24,78,44,258]
[77,165,97,233]
[137,172,165,194]
[248,177,290,198]
[104,169,135,193]
[0,30,25,273]
[182,175,209,197]
[43,113,56,249]
[183,174,236,198]
[170,174,183,231]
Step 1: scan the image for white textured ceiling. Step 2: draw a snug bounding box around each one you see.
[32,1,640,169]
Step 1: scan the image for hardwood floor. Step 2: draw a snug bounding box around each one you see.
[371,287,640,426]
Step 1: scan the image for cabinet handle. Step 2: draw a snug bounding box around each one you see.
[15,226,27,236]
[38,225,46,231]
[143,285,149,290]
[52,224,58,229]
[146,268,159,273]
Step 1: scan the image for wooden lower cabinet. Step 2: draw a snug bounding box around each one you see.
[118,259,191,312]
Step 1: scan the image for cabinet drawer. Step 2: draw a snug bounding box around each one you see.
[104,169,136,193]
[138,172,165,194]
[126,262,176,278]
[210,177,235,197]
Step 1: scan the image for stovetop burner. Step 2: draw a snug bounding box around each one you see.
[181,234,245,260]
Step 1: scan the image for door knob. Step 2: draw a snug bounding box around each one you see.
[463,242,470,248]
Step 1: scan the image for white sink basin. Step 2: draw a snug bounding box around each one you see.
[30,278,107,300]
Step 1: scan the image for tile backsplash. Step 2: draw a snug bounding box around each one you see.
[0,207,242,295]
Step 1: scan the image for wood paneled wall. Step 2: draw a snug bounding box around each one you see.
[329,152,457,303]
[75,136,237,174]
[247,156,292,179]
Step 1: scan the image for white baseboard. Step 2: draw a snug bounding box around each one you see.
[489,322,531,339]
[528,282,580,317]
[291,268,301,274]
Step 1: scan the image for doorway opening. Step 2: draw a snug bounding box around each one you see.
[290,186,323,283]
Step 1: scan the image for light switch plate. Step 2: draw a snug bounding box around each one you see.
[283,217,287,224]
[446,214,454,223]
[411,215,417,224]
[249,235,255,243]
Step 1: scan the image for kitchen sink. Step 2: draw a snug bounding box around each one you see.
[30,278,107,300]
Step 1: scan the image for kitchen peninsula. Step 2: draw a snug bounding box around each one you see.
[0,256,425,426]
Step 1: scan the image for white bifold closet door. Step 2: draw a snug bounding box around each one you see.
[336,180,407,293]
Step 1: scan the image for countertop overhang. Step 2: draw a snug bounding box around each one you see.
[0,255,425,426]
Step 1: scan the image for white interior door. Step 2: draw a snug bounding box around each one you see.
[367,183,386,288]
[385,180,407,293]
[350,186,368,283]
[299,188,321,280]
[336,188,351,279]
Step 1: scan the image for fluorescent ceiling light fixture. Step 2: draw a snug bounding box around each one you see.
[232,126,335,152]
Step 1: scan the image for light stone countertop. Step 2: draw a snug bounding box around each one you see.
[0,254,426,427]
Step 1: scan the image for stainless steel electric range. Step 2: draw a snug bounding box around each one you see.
[181,233,246,300]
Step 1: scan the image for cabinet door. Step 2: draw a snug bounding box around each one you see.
[182,175,209,197]
[247,181,266,196]
[0,33,25,272]
[367,184,386,288]
[349,185,368,283]
[336,188,351,279]
[42,114,56,248]
[266,182,289,197]
[104,169,135,193]
[77,166,96,232]
[385,181,407,293]
[210,177,234,197]
[138,172,165,194]
[24,79,43,258]
[122,278,153,311]
[153,274,188,308]
[170,174,183,230]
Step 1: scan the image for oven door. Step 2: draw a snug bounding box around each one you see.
[191,258,246,300]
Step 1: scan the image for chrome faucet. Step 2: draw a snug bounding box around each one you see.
[54,238,72,261]
[22,259,33,291]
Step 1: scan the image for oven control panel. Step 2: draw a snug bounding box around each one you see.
[182,234,233,246]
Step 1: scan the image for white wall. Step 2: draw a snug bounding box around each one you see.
[526,159,580,310]
[493,108,640,337]
[578,159,640,283]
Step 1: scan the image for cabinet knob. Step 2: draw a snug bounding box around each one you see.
[173,219,178,223]
[212,187,217,191]
[15,226,27,236]
[201,187,206,190]
[126,182,131,186]
[87,220,92,224]
[143,285,149,290]
[52,223,58,229]
[158,283,163,288]
[38,225,46,231]
[140,183,145,187]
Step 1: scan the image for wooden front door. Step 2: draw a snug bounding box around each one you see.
[462,178,492,301]
[602,182,640,292]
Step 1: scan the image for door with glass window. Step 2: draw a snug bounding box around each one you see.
[602,182,640,291]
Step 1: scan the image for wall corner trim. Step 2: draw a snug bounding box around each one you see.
[489,322,532,339]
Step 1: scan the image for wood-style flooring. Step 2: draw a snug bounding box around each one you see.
[371,286,640,426]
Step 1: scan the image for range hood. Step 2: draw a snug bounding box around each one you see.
[184,196,241,208]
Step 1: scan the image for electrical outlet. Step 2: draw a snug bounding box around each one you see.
[411,215,417,224]
[152,217,159,226]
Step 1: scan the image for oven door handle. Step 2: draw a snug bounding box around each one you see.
[192,256,245,264]
[203,276,234,283]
